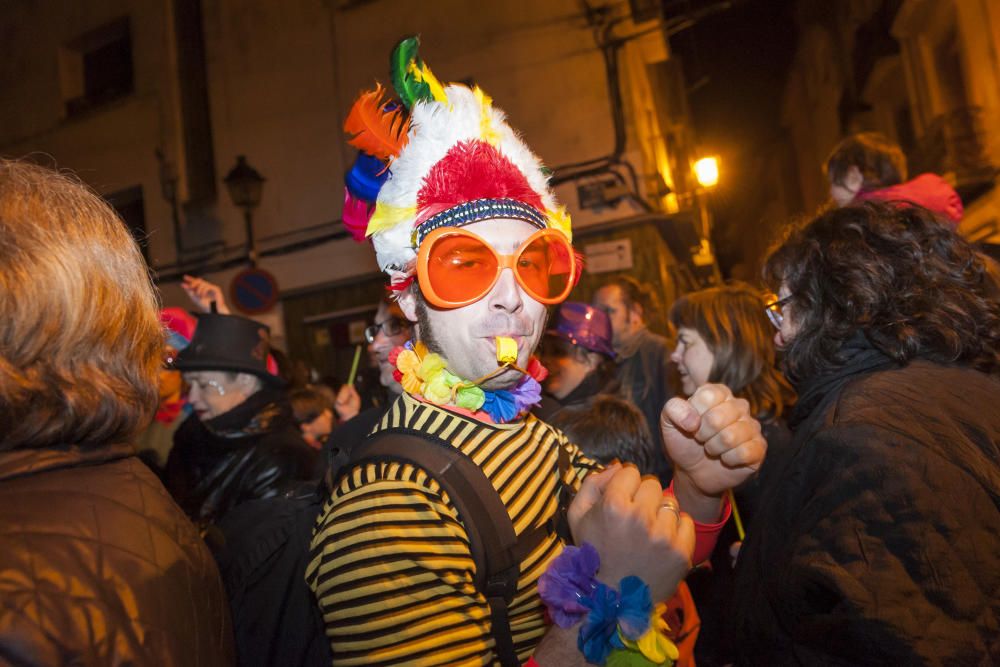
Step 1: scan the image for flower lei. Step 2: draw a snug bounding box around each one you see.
[538,543,679,666]
[389,338,548,424]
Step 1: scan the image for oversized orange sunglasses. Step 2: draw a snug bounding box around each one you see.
[416,227,576,309]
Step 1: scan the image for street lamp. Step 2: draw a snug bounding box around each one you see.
[693,156,719,188]
[691,156,722,284]
[224,155,266,267]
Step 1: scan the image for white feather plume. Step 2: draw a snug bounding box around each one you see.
[370,83,563,272]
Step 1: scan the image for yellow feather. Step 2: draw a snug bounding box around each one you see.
[414,62,449,104]
[473,86,500,145]
[546,206,573,243]
[366,203,417,236]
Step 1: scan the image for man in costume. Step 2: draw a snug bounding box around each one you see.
[307,39,766,666]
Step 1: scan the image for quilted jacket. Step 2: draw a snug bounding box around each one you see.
[733,336,1000,665]
[0,441,235,666]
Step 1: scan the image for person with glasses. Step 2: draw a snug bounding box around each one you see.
[323,297,414,471]
[730,201,1000,665]
[331,297,413,425]
[307,41,767,666]
[164,313,321,530]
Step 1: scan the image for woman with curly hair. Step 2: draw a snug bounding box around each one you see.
[668,282,796,665]
[732,201,1000,665]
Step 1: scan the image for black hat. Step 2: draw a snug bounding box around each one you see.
[175,313,282,385]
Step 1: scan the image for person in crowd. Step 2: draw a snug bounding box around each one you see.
[324,295,413,456]
[183,273,232,313]
[667,282,796,666]
[165,312,321,529]
[669,282,795,465]
[548,394,656,475]
[290,384,336,449]
[135,306,197,475]
[0,158,234,664]
[592,275,678,467]
[733,201,1000,664]
[825,131,963,226]
[308,43,765,666]
[538,301,618,414]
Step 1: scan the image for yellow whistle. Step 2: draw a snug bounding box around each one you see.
[496,336,518,365]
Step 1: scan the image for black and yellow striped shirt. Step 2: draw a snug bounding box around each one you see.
[306,392,597,665]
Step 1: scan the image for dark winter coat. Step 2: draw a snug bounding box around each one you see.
[165,387,321,529]
[733,336,1000,665]
[0,442,235,666]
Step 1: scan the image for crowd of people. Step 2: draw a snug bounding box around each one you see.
[1,39,999,667]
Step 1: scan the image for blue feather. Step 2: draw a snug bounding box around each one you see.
[345,152,390,202]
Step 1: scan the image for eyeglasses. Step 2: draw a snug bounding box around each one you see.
[765,294,793,330]
[188,378,227,396]
[416,227,576,309]
[364,317,407,344]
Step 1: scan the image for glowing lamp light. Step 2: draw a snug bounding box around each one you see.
[694,157,720,188]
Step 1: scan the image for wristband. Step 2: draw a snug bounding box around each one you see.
[538,542,678,665]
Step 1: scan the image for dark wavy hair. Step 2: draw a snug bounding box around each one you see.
[549,394,656,475]
[669,282,795,421]
[763,202,1000,383]
[825,132,907,189]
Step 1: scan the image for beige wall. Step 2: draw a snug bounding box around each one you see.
[3,0,694,344]
[0,0,183,266]
[201,0,343,242]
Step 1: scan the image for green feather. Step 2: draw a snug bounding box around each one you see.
[390,36,431,109]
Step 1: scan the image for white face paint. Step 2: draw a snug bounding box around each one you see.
[400,218,548,390]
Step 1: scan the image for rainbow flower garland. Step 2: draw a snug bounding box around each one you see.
[389,339,548,424]
[539,543,679,666]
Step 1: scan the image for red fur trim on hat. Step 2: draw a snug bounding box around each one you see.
[417,140,544,214]
[388,274,416,291]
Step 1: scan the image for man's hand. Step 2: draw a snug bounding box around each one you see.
[334,383,361,422]
[568,465,694,603]
[182,275,231,314]
[660,384,767,519]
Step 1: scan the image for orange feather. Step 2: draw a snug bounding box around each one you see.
[344,84,410,161]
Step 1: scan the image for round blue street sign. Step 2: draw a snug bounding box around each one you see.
[230,268,279,314]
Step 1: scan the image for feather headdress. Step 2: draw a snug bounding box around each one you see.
[342,36,573,285]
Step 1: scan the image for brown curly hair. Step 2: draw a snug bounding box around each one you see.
[669,282,795,421]
[763,201,1000,383]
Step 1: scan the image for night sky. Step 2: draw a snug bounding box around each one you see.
[668,0,799,272]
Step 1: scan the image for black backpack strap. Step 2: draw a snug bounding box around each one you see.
[349,428,522,667]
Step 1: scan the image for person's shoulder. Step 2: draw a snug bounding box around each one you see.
[833,361,1000,425]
